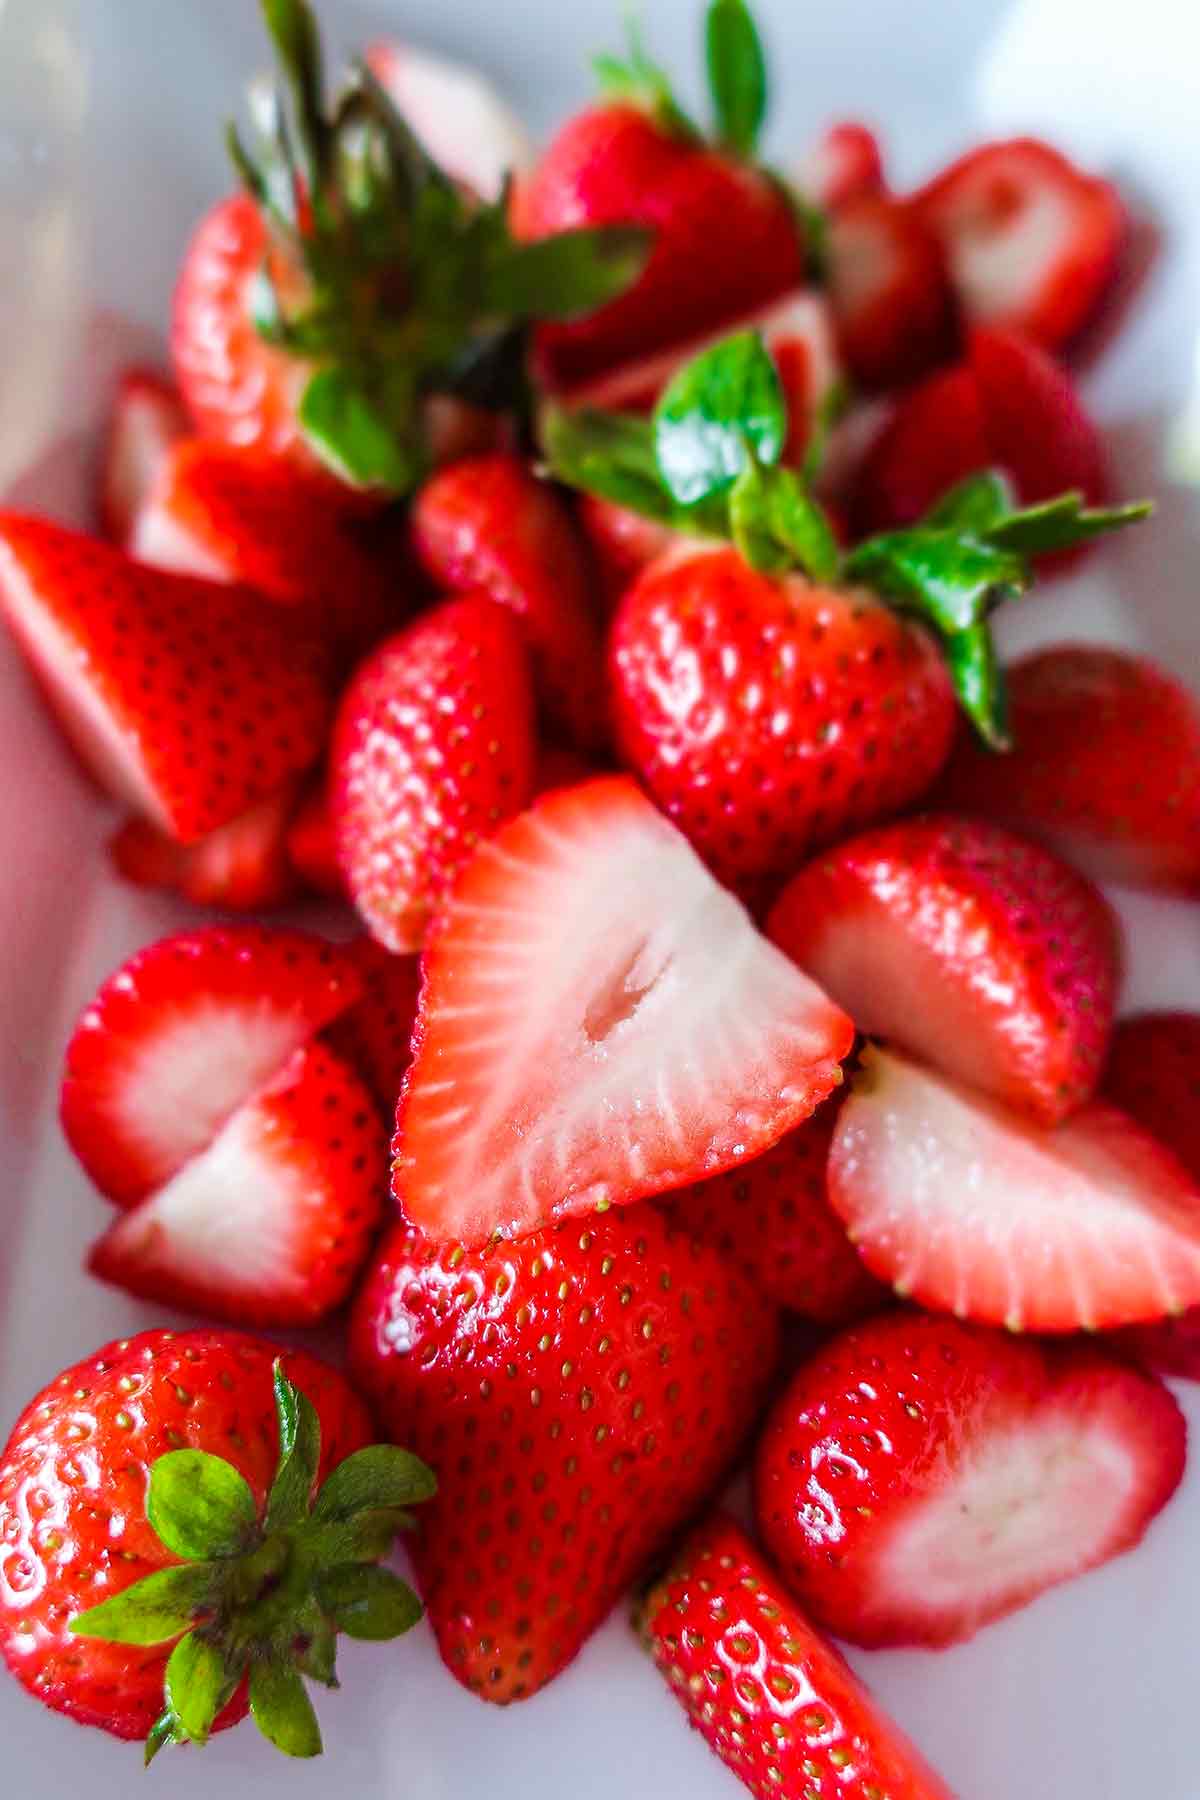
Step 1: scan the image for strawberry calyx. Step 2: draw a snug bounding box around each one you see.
[542,328,1149,745]
[227,0,650,494]
[70,1361,435,1763]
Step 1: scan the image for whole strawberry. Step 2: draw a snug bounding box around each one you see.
[546,330,1147,889]
[640,1512,957,1799]
[0,1330,432,1756]
[350,1205,780,1702]
[331,595,538,952]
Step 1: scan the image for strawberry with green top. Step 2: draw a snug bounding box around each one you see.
[172,0,648,499]
[544,327,1149,888]
[0,1330,433,1758]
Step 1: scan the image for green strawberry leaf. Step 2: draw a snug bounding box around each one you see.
[315,1565,424,1640]
[294,1598,340,1688]
[299,366,424,493]
[985,491,1152,555]
[249,1658,323,1759]
[482,225,653,322]
[146,1451,258,1562]
[924,468,1014,534]
[541,403,731,536]
[266,1364,323,1532]
[259,0,327,192]
[592,14,701,143]
[730,456,841,582]
[706,0,768,157]
[313,1445,437,1522]
[70,1561,223,1647]
[164,1631,236,1746]
[654,330,786,504]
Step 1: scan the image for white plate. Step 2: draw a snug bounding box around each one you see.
[2,2,1199,1795]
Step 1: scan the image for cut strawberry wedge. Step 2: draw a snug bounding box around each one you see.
[914,137,1125,349]
[61,925,363,1208]
[88,1040,385,1327]
[327,937,422,1116]
[825,194,956,390]
[98,368,188,549]
[285,777,346,899]
[829,1045,1200,1331]
[794,121,886,212]
[108,783,302,912]
[396,776,854,1246]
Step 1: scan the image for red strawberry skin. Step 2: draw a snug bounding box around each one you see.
[578,493,679,612]
[411,454,605,750]
[88,1039,386,1328]
[768,814,1120,1124]
[98,367,187,548]
[797,121,887,212]
[642,1512,957,1800]
[660,1100,885,1323]
[327,937,422,1116]
[285,778,347,898]
[754,1311,1185,1650]
[0,515,332,844]
[0,1329,371,1740]
[826,194,956,390]
[108,784,302,912]
[60,924,363,1208]
[936,646,1200,893]
[609,548,958,889]
[350,1208,780,1702]
[517,104,805,389]
[851,366,988,535]
[331,595,537,952]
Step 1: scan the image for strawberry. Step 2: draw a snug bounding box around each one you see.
[98,367,187,548]
[131,439,402,664]
[410,454,606,748]
[754,1310,1185,1651]
[794,120,886,211]
[331,595,538,953]
[285,776,346,898]
[913,137,1126,349]
[60,924,362,1208]
[824,194,956,390]
[767,814,1120,1125]
[349,1204,780,1701]
[395,775,853,1246]
[578,493,681,609]
[365,40,534,202]
[0,515,331,843]
[853,328,1108,536]
[640,1511,956,1800]
[828,1043,1200,1332]
[0,1328,432,1755]
[327,936,421,1116]
[89,1039,385,1327]
[611,547,958,888]
[1103,1014,1200,1379]
[108,784,302,912]
[936,646,1200,893]
[660,1099,885,1323]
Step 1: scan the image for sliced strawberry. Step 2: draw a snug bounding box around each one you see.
[365,40,533,202]
[97,368,187,549]
[410,453,605,750]
[828,1044,1200,1332]
[285,777,346,898]
[936,646,1200,893]
[754,1310,1185,1649]
[852,367,988,534]
[332,595,538,953]
[61,925,362,1208]
[396,775,854,1246]
[108,784,302,912]
[768,815,1120,1125]
[0,516,331,842]
[914,137,1126,349]
[327,937,421,1116]
[661,1098,886,1323]
[825,194,956,390]
[795,121,887,211]
[88,1039,385,1327]
[131,439,401,664]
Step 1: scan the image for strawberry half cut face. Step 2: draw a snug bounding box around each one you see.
[395,776,854,1246]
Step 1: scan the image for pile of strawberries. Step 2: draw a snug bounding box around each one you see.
[1,0,1198,1791]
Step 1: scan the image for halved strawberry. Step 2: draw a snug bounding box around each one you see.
[285,777,345,898]
[97,368,187,549]
[410,453,605,750]
[0,516,331,843]
[795,121,886,211]
[131,439,401,664]
[754,1310,1185,1648]
[327,937,421,1116]
[61,925,362,1208]
[825,194,956,390]
[768,814,1120,1125]
[365,40,533,201]
[88,1039,385,1327]
[108,784,302,912]
[828,1045,1200,1331]
[914,137,1126,349]
[331,595,538,953]
[395,776,854,1246]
